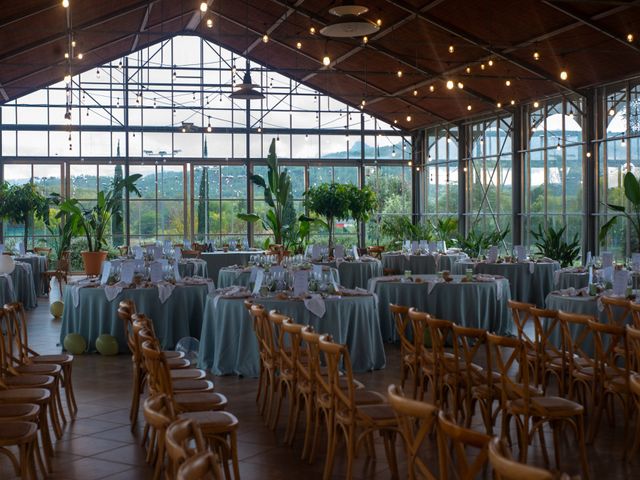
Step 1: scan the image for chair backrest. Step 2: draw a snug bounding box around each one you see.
[630,373,640,405]
[165,418,208,479]
[407,308,428,363]
[557,311,596,375]
[390,304,414,358]
[387,384,439,480]
[56,250,71,274]
[529,307,566,376]
[177,451,223,480]
[367,245,385,259]
[142,393,176,430]
[117,299,138,357]
[299,325,319,390]
[268,310,295,375]
[280,318,304,382]
[140,337,174,399]
[437,411,490,480]
[630,301,640,328]
[588,319,629,384]
[451,324,489,390]
[626,324,640,371]
[250,304,277,367]
[318,334,357,417]
[2,302,33,366]
[181,249,201,259]
[600,295,631,326]
[426,317,456,395]
[486,333,531,406]
[117,246,129,256]
[508,300,539,352]
[488,437,554,480]
[303,327,332,406]
[0,308,18,376]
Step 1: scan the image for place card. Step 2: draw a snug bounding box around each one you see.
[252,269,264,294]
[411,241,419,254]
[486,246,499,263]
[513,245,526,262]
[602,265,614,283]
[419,240,428,251]
[352,245,359,260]
[163,240,172,252]
[16,241,25,255]
[428,241,437,253]
[153,246,163,260]
[184,240,192,249]
[633,253,640,271]
[312,244,322,260]
[120,262,135,284]
[613,269,630,296]
[293,270,309,296]
[132,245,143,259]
[601,251,614,268]
[100,261,112,285]
[0,244,4,255]
[334,244,345,259]
[173,263,181,281]
[585,251,592,266]
[149,262,164,283]
[312,264,323,277]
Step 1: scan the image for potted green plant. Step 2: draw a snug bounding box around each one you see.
[431,217,458,244]
[237,139,291,248]
[599,171,640,252]
[0,182,51,249]
[57,174,142,275]
[457,227,509,258]
[304,183,352,252]
[531,224,580,267]
[346,184,378,249]
[380,215,433,251]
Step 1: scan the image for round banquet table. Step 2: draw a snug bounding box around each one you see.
[554,269,589,290]
[369,274,513,342]
[217,266,340,289]
[11,262,37,310]
[200,251,258,282]
[0,274,17,306]
[452,260,559,308]
[178,259,208,278]
[198,293,386,377]
[14,255,48,296]
[60,282,209,353]
[314,259,383,289]
[382,253,467,275]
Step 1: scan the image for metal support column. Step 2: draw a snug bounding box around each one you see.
[245,99,253,246]
[512,109,523,245]
[411,130,423,224]
[358,113,366,247]
[124,57,131,246]
[584,88,597,257]
[457,123,467,239]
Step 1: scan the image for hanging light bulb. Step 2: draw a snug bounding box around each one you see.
[497,101,502,108]
[457,81,464,89]
[64,109,71,123]
[296,41,302,49]
[429,84,435,92]
[533,51,540,60]
[448,44,454,53]
[406,115,412,122]
[465,66,471,74]
[118,60,123,70]
[262,34,269,43]
[96,68,100,78]
[206,18,213,28]
[488,59,494,67]
[568,109,574,119]
[376,19,382,26]
[413,89,418,96]
[533,101,540,108]
[310,26,316,35]
[77,52,83,60]
[71,40,76,48]
[446,134,451,144]
[62,0,69,7]
[362,36,368,44]
[480,63,485,70]
[622,137,626,146]
[64,74,71,84]
[360,96,366,107]
[116,97,120,107]
[510,99,515,105]
[560,70,568,80]
[556,140,562,150]
[305,134,309,141]
[322,55,331,66]
[397,70,403,78]
[257,125,262,133]
[200,2,207,13]
[207,117,212,133]
[392,146,396,157]
[467,105,472,111]
[609,108,616,116]
[627,33,634,43]
[153,98,157,108]
[446,80,454,90]
[64,52,69,59]
[86,107,90,117]
[505,80,511,87]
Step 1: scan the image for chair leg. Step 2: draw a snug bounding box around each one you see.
[63,363,78,417]
[322,419,338,480]
[301,396,314,460]
[230,429,240,480]
[382,430,399,479]
[283,383,297,443]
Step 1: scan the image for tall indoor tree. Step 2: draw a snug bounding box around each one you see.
[304,183,352,252]
[0,182,51,249]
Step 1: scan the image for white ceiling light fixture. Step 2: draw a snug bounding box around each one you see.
[320,4,380,38]
[230,63,265,100]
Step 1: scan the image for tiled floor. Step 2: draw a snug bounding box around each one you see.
[1,301,639,479]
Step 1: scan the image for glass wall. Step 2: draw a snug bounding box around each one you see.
[0,35,408,248]
[423,126,459,223]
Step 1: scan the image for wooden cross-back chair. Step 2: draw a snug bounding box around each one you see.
[390,304,420,397]
[529,307,568,396]
[177,451,223,480]
[488,437,572,480]
[508,300,541,386]
[437,410,490,480]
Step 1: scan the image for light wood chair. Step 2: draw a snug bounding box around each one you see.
[600,295,631,326]
[165,418,208,480]
[0,421,39,479]
[557,311,597,413]
[628,373,640,459]
[530,307,568,396]
[117,245,129,256]
[177,451,223,480]
[267,310,295,432]
[629,301,640,328]
[487,333,589,477]
[42,250,70,295]
[5,301,77,418]
[407,308,436,403]
[508,300,541,386]
[249,304,278,423]
[387,384,439,480]
[437,410,490,480]
[0,403,46,477]
[319,334,397,480]
[451,324,495,432]
[367,245,385,259]
[425,316,460,415]
[142,393,175,480]
[587,319,631,446]
[280,318,307,447]
[627,324,640,375]
[390,304,420,397]
[488,436,569,480]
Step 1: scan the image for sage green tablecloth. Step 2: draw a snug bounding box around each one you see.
[217,266,340,289]
[11,262,37,310]
[453,261,559,308]
[198,293,385,377]
[178,259,208,278]
[382,253,467,275]
[315,260,382,289]
[60,283,209,353]
[554,270,589,290]
[370,275,513,342]
[201,251,256,282]
[15,255,47,295]
[0,274,17,306]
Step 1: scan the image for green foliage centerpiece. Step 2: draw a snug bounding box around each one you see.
[531,224,580,267]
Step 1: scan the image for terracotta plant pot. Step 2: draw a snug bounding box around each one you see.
[81,251,107,276]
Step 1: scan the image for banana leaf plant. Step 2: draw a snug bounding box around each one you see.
[56,174,142,252]
[237,139,291,246]
[599,171,640,252]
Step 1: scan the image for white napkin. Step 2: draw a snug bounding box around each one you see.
[1,273,15,301]
[104,281,127,302]
[157,282,176,304]
[426,278,443,294]
[304,294,326,317]
[339,287,370,296]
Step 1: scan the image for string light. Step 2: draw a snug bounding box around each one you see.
[77,52,83,59]
[62,0,69,7]
[296,41,302,49]
[568,109,574,119]
[457,81,464,89]
[448,45,454,53]
[488,59,494,67]
[64,52,69,59]
[627,33,635,43]
[397,70,403,78]
[96,68,100,78]
[465,66,471,74]
[622,137,626,146]
[118,60,123,70]
[406,115,412,122]
[153,97,157,108]
[207,117,212,133]
[413,90,418,96]
[362,36,368,44]
[376,19,382,26]
[429,85,435,92]
[64,74,71,84]
[505,80,511,87]
[533,101,540,108]
[206,18,213,28]
[560,70,568,80]
[309,26,316,35]
[586,152,592,158]
[609,108,616,116]
[556,140,562,150]
[322,55,330,66]
[533,51,540,60]
[510,99,515,105]
[71,40,76,48]
[480,63,485,70]
[262,34,269,43]
[446,80,454,90]
[496,102,502,108]
[467,105,472,111]
[200,2,207,13]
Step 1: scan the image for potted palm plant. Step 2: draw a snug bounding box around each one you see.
[57,174,141,275]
